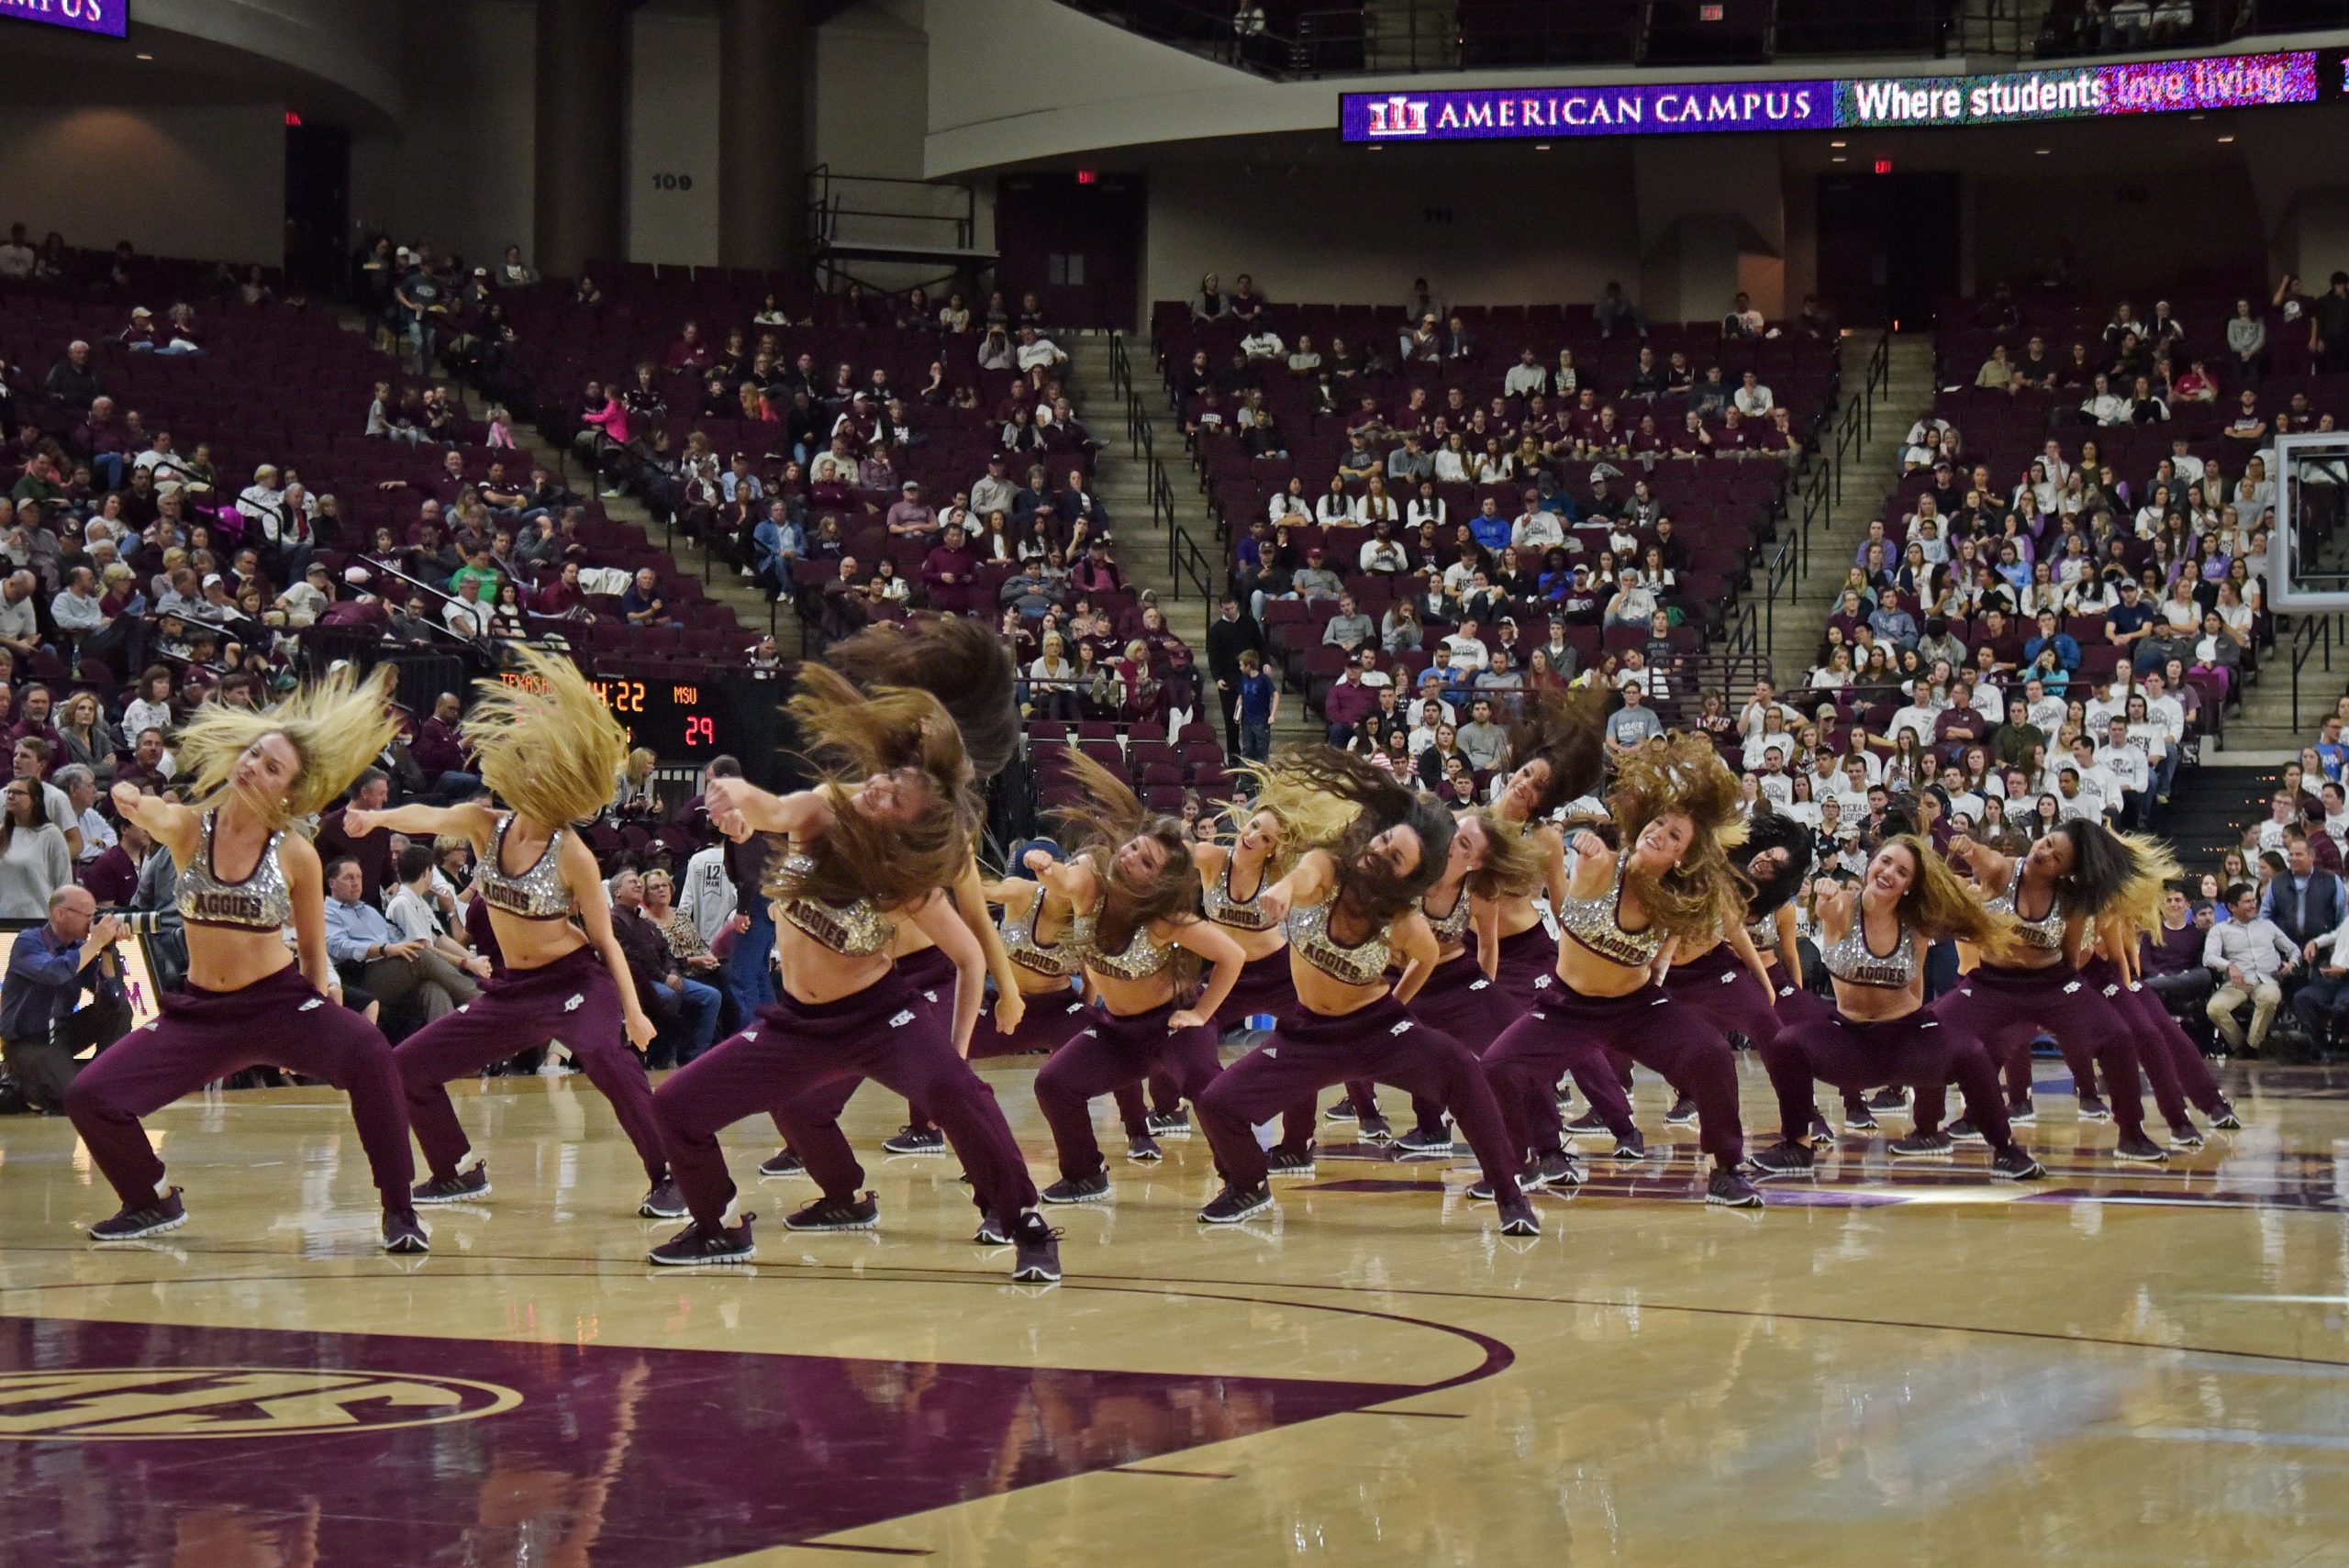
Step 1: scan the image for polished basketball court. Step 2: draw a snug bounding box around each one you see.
[6,1056,2349,1567]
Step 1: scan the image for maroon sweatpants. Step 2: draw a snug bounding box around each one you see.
[1196,993,1524,1204]
[1759,1009,2013,1147]
[1666,942,1785,1046]
[2079,957,2227,1129]
[1493,923,1556,1012]
[64,964,414,1211]
[1347,951,1525,1138]
[395,946,666,1184]
[1483,983,1747,1169]
[1924,962,2148,1137]
[1142,950,1314,1152]
[655,970,1040,1233]
[1035,1000,1227,1183]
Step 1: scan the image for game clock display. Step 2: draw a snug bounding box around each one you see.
[496,670,737,756]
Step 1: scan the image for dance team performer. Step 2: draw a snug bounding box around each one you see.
[1479,734,1765,1207]
[645,663,1060,1281]
[1335,689,1610,1141]
[1029,753,1244,1205]
[346,649,678,1218]
[1190,750,1544,1235]
[1659,809,1848,1141]
[64,666,426,1250]
[1925,822,2169,1162]
[2052,835,2241,1150]
[1749,835,2046,1182]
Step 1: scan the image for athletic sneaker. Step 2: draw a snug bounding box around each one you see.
[1664,1095,1699,1128]
[1197,1184,1274,1224]
[973,1216,1011,1245]
[784,1192,881,1230]
[1356,1115,1396,1144]
[881,1126,946,1155]
[1265,1146,1316,1178]
[1748,1140,1815,1176]
[88,1187,186,1241]
[1126,1134,1163,1163]
[382,1208,430,1254]
[1888,1131,1954,1159]
[2211,1102,2243,1130]
[1146,1110,1192,1138]
[1041,1169,1111,1205]
[1706,1167,1765,1208]
[1609,1130,1652,1162]
[411,1162,490,1205]
[1809,1113,1837,1141]
[1946,1118,1987,1145]
[1564,1109,1612,1138]
[1496,1196,1541,1237]
[1323,1098,1361,1123]
[638,1176,687,1219]
[2167,1121,2206,1151]
[2006,1098,2037,1126]
[2076,1094,2112,1123]
[1010,1214,1063,1283]
[1526,1151,1584,1189]
[1393,1124,1453,1158]
[1868,1087,1910,1117]
[758,1149,807,1178]
[1990,1147,2047,1181]
[1843,1102,1879,1133]
[648,1214,756,1265]
[2113,1134,2168,1163]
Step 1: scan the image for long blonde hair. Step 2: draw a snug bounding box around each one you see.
[176,662,401,827]
[1877,834,2021,956]
[1609,732,1749,947]
[1464,807,1547,900]
[767,663,973,912]
[465,647,629,828]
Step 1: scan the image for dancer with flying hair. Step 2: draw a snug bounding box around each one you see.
[1028,752,1245,1205]
[1479,733,1766,1207]
[645,664,1059,1280]
[1189,750,1542,1235]
[1749,835,2046,1181]
[345,648,676,1218]
[66,666,427,1249]
[1483,686,1610,1010]
[2045,834,2240,1151]
[1920,820,2169,1162]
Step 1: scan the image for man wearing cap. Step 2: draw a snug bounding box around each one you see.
[886,479,937,539]
[1290,548,1342,605]
[969,454,1016,518]
[2102,577,2156,671]
[1511,492,1563,551]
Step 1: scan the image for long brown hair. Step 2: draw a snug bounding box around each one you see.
[1463,807,1546,900]
[825,615,1018,782]
[1610,732,1749,947]
[1504,684,1609,814]
[1878,834,2019,952]
[765,664,972,913]
[1052,749,1202,999]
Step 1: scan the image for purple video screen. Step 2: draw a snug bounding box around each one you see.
[1341,49,2319,142]
[0,0,128,39]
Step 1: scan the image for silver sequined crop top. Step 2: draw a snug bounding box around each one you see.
[1986,883,2066,950]
[1423,884,1475,947]
[1203,857,1278,932]
[1822,915,1920,988]
[1286,895,1393,986]
[1558,856,1664,968]
[179,812,293,932]
[478,814,573,920]
[775,851,896,956]
[1744,910,1782,953]
[1082,907,1179,981]
[1001,892,1083,979]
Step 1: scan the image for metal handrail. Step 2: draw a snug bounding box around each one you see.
[2289,611,2338,731]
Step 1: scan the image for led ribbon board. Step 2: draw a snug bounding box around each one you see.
[1341,50,2318,141]
[0,0,127,39]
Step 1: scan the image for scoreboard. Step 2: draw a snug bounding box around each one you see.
[495,669,751,757]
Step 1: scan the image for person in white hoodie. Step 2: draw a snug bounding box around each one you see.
[676,840,736,947]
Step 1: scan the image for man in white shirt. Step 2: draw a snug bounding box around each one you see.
[2167,437,2205,487]
[2141,671,2187,799]
[1887,695,1940,754]
[1732,372,1775,417]
[2069,738,2127,822]
[2079,373,2132,428]
[677,840,736,944]
[1753,746,1794,807]
[1737,680,1796,740]
[1358,519,1408,574]
[1406,696,1452,756]
[1510,502,1563,552]
[2022,678,2066,736]
[1015,328,1068,376]
[2094,719,2151,827]
[1442,619,1490,674]
[1239,326,1284,361]
[1503,347,1549,399]
[2204,881,2300,1051]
